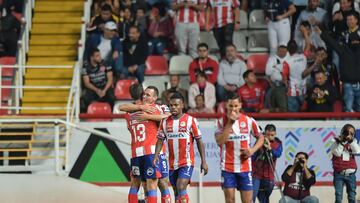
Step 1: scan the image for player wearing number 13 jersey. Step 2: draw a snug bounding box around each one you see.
[154,92,208,203]
[214,93,264,203]
[120,85,171,203]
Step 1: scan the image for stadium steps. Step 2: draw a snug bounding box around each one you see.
[22,0,83,115]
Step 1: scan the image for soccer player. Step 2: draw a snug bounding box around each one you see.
[153,92,209,203]
[119,85,171,203]
[215,93,265,203]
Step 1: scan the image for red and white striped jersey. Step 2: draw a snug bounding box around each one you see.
[215,114,261,173]
[174,0,206,23]
[158,114,202,170]
[286,53,307,97]
[208,0,240,28]
[125,104,165,158]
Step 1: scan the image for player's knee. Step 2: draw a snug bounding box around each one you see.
[131,178,141,188]
[158,178,169,191]
[225,196,235,203]
[146,178,158,190]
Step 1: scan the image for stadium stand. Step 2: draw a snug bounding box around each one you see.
[145,55,169,75]
[114,79,138,100]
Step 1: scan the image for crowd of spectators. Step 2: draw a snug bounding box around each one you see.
[81,0,360,114]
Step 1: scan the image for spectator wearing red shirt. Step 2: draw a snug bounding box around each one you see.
[238,70,266,113]
[188,43,219,84]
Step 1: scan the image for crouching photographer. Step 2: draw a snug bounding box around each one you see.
[332,124,360,203]
[279,152,319,203]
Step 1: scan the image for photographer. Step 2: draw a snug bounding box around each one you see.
[331,124,360,203]
[279,152,319,203]
[252,124,283,203]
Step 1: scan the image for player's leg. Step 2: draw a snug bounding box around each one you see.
[157,154,171,203]
[238,172,253,203]
[169,169,179,202]
[176,166,194,203]
[221,171,237,203]
[144,154,161,203]
[129,157,142,203]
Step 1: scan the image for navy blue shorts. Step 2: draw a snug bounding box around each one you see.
[221,171,253,191]
[169,166,194,186]
[131,154,168,180]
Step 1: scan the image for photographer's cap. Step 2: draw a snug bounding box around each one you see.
[105,21,117,30]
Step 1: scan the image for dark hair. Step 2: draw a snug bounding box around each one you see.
[265,124,276,132]
[170,92,185,102]
[129,25,140,33]
[101,3,112,12]
[90,48,100,58]
[198,43,209,50]
[197,71,207,80]
[226,92,240,102]
[287,40,298,55]
[145,86,159,97]
[129,83,143,100]
[195,94,205,100]
[314,70,326,76]
[152,2,167,17]
[347,10,360,22]
[300,21,311,28]
[316,47,327,53]
[295,152,309,160]
[278,45,288,49]
[341,124,356,136]
[242,70,253,79]
[225,43,237,49]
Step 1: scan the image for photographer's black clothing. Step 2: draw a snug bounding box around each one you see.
[307,82,338,112]
[282,165,316,200]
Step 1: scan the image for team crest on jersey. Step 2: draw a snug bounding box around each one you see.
[146,167,154,176]
[180,121,186,127]
[132,166,140,176]
[240,121,249,133]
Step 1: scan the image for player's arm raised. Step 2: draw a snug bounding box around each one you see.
[118,103,157,113]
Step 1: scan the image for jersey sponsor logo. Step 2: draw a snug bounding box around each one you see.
[167,133,186,139]
[132,166,140,176]
[146,167,154,176]
[229,134,248,140]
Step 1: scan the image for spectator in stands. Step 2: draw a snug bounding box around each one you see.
[172,0,205,58]
[120,0,147,13]
[217,44,247,102]
[188,71,216,110]
[279,152,319,203]
[188,94,215,113]
[291,0,308,33]
[316,11,360,112]
[0,7,21,57]
[285,40,307,112]
[265,45,289,112]
[332,0,360,40]
[206,0,240,57]
[307,71,338,112]
[85,21,123,77]
[188,43,219,84]
[294,0,328,35]
[161,75,188,108]
[123,25,148,83]
[252,124,282,203]
[264,0,296,54]
[302,47,340,92]
[82,48,115,111]
[294,21,326,53]
[331,124,360,203]
[238,70,266,113]
[147,3,174,55]
[93,0,120,15]
[118,7,134,41]
[134,7,147,34]
[88,4,119,34]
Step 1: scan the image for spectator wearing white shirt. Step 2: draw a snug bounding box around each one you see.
[285,40,308,112]
[265,45,290,112]
[188,71,216,110]
[216,44,248,102]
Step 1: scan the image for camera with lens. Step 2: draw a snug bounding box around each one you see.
[298,159,305,164]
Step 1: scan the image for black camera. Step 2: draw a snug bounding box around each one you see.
[298,159,305,164]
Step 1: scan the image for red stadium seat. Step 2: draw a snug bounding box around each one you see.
[0,57,16,77]
[257,78,269,90]
[145,55,169,75]
[247,54,269,74]
[333,100,343,112]
[0,103,9,115]
[217,102,226,114]
[1,80,11,101]
[115,79,138,100]
[87,102,112,121]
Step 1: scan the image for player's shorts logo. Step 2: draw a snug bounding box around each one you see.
[147,167,154,176]
[132,166,140,176]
